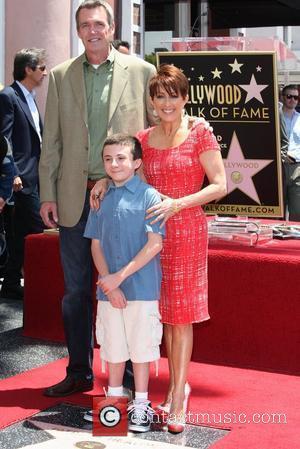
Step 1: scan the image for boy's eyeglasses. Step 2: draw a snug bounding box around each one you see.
[284,94,299,101]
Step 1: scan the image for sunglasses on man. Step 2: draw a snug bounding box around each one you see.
[35,65,47,72]
[284,94,299,101]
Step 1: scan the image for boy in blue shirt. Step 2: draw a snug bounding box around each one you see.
[84,134,165,432]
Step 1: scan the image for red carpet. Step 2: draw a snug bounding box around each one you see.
[24,234,300,375]
[0,351,299,449]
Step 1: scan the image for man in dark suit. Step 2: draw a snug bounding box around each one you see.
[0,134,15,267]
[0,48,47,300]
[0,133,15,211]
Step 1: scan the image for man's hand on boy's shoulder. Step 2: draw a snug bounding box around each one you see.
[90,178,110,210]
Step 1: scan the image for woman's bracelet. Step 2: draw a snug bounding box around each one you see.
[172,199,181,214]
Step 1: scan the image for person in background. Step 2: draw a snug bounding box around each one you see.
[0,134,15,269]
[39,0,156,398]
[112,39,130,54]
[0,48,46,300]
[281,84,300,221]
[0,133,15,212]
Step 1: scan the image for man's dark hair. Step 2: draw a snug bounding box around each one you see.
[76,0,114,29]
[102,134,142,160]
[13,48,46,81]
[282,84,299,96]
[112,40,130,51]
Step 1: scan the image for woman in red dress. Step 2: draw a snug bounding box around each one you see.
[136,65,226,432]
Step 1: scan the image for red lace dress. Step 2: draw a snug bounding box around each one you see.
[137,122,220,324]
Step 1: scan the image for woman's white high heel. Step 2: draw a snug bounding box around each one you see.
[167,382,191,434]
[156,382,191,415]
[156,402,171,414]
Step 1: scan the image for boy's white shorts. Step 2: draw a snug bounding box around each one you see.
[96,300,162,364]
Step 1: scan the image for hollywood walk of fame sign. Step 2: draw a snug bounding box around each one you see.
[157,51,283,217]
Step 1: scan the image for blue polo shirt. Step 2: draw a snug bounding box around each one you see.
[84,175,165,301]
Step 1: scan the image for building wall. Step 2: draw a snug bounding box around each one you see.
[2,0,117,115]
[242,25,300,83]
[5,0,71,115]
[1,1,299,106]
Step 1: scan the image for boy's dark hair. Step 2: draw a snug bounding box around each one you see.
[13,48,46,81]
[102,134,142,160]
[76,0,114,29]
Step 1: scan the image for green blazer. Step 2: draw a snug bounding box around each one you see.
[39,51,156,226]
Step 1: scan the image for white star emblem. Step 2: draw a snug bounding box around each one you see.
[198,75,204,81]
[224,132,273,204]
[211,67,222,79]
[239,74,268,104]
[256,65,262,72]
[229,58,243,73]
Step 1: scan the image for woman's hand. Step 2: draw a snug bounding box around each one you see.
[89,178,109,210]
[146,197,180,227]
[187,116,213,132]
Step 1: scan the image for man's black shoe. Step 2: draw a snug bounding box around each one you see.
[43,376,93,397]
[123,359,135,390]
[0,284,24,300]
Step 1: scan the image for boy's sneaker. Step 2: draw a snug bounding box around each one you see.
[128,400,154,433]
[83,388,133,422]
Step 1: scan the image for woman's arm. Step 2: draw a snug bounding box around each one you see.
[136,165,146,182]
[146,149,227,226]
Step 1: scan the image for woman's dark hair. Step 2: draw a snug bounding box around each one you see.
[149,64,189,99]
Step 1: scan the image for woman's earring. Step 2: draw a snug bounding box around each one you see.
[153,109,158,117]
